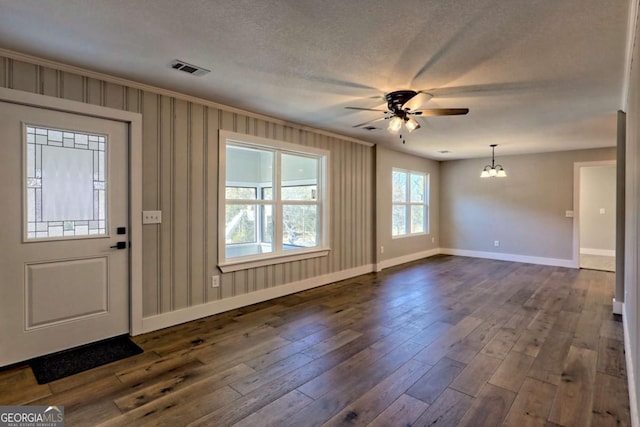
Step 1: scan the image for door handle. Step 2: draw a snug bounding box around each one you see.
[110,241,127,250]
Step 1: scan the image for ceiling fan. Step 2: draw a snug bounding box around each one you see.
[345,90,469,143]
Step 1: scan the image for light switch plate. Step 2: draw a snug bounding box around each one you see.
[211,276,220,288]
[143,210,162,224]
[565,210,574,218]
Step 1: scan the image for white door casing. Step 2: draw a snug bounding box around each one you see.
[0,98,137,366]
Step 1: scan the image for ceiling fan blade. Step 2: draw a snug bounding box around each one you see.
[352,116,387,128]
[402,91,434,111]
[412,108,469,116]
[345,107,389,112]
[426,82,541,98]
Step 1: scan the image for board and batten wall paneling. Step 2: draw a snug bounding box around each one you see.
[172,98,189,310]
[159,95,174,314]
[39,66,59,97]
[0,55,374,320]
[189,102,206,307]
[206,107,221,303]
[141,92,160,316]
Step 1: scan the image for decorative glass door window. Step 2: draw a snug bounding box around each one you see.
[25,125,108,240]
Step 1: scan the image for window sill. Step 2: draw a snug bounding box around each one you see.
[218,248,331,273]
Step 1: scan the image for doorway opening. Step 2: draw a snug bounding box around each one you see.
[576,162,616,271]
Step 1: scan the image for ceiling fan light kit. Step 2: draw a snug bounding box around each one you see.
[346,90,469,144]
[388,116,403,133]
[481,144,507,178]
[404,117,420,132]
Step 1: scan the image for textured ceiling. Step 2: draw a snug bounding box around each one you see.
[0,0,631,159]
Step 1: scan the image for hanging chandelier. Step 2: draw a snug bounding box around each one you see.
[480,144,507,178]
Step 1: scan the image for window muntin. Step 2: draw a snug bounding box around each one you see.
[392,169,429,237]
[220,132,328,268]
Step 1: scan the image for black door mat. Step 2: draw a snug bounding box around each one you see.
[29,335,143,384]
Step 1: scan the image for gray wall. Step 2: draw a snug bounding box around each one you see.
[0,56,375,318]
[579,165,616,252]
[440,148,616,260]
[624,11,640,417]
[375,146,440,263]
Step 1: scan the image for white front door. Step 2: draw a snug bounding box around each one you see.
[0,101,130,366]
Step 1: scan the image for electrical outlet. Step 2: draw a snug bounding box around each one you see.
[142,210,162,224]
[494,240,500,247]
[211,276,220,288]
[380,246,384,254]
[431,237,435,243]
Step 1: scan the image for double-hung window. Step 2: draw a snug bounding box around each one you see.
[219,131,329,272]
[392,169,429,237]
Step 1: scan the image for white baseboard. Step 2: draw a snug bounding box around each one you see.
[439,248,576,268]
[613,298,624,315]
[375,248,440,271]
[580,248,616,257]
[140,264,375,334]
[623,304,639,427]
[140,247,590,335]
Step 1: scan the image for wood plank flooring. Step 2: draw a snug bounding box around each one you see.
[0,255,631,426]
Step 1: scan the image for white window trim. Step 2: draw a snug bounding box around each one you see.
[218,130,330,273]
[392,168,430,238]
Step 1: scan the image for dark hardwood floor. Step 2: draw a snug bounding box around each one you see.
[0,255,630,426]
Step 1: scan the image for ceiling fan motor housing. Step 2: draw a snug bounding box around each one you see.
[385,90,418,113]
[345,90,467,131]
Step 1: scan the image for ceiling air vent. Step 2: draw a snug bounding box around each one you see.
[170,60,210,77]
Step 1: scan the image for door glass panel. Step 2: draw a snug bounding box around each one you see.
[25,125,108,240]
